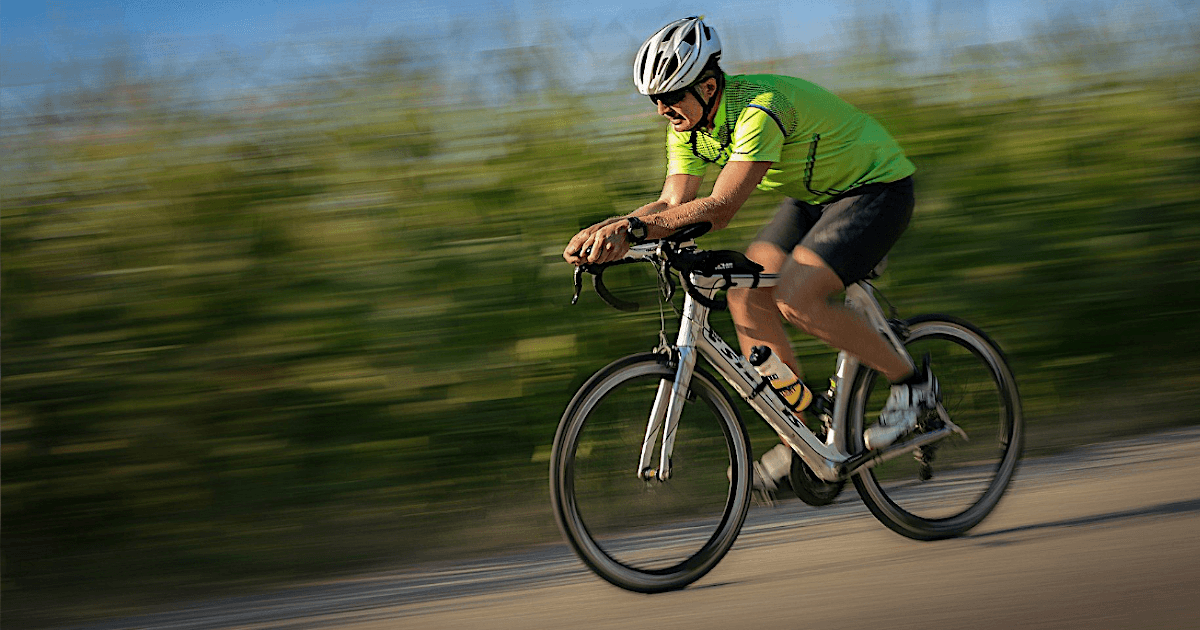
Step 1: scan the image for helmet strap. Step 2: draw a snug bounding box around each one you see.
[683,74,724,133]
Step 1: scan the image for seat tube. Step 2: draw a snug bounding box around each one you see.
[656,295,707,481]
[830,283,912,454]
[846,283,914,372]
[826,350,861,454]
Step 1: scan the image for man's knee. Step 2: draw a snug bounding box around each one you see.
[774,274,835,329]
[774,280,820,314]
[744,241,788,273]
[775,250,844,326]
[776,295,818,330]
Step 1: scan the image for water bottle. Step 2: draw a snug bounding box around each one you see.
[748,346,813,412]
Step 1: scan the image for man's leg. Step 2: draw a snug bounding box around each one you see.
[773,246,913,382]
[780,177,935,450]
[727,241,804,501]
[779,178,917,383]
[727,241,803,377]
[775,246,938,451]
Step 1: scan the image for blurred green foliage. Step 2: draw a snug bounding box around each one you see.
[3,48,1199,625]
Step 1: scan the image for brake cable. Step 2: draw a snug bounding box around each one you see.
[651,254,679,357]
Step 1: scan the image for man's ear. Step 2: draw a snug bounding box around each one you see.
[701,78,719,99]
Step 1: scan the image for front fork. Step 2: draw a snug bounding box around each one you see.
[637,289,708,482]
[637,346,696,481]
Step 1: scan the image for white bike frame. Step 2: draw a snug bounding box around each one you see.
[628,243,960,484]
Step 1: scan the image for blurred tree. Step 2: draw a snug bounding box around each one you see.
[3,10,1200,627]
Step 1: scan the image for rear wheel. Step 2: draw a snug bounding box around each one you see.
[550,354,753,592]
[849,316,1023,540]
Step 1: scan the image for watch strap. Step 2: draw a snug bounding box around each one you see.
[626,216,649,244]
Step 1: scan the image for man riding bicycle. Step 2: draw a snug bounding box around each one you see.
[563,17,937,492]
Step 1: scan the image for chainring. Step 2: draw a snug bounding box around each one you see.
[790,451,846,506]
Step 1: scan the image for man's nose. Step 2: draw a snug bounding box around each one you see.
[656,100,670,115]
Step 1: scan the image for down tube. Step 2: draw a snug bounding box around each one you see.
[695,327,847,482]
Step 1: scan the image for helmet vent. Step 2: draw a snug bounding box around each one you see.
[660,57,679,83]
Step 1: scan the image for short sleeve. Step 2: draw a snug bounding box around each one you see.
[728,107,783,164]
[666,127,708,177]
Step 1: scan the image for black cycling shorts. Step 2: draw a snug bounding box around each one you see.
[754,176,914,286]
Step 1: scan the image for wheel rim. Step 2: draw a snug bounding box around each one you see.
[853,320,1021,530]
[556,362,749,581]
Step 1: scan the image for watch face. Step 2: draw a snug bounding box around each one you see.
[628,218,647,240]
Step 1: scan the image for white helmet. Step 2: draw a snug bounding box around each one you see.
[633,17,722,96]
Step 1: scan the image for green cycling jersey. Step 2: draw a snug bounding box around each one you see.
[666,73,915,205]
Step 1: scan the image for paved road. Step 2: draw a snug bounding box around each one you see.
[73,427,1200,630]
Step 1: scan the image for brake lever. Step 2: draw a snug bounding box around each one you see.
[654,258,676,303]
[571,265,584,305]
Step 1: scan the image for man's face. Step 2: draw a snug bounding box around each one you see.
[650,79,717,132]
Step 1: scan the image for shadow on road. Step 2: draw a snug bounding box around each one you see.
[969,497,1200,545]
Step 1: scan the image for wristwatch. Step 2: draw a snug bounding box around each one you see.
[625,216,649,244]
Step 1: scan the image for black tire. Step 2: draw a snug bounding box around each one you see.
[550,354,753,592]
[848,316,1023,540]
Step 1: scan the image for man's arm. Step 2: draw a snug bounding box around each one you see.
[563,174,702,265]
[636,161,772,239]
[570,161,772,264]
[631,173,705,216]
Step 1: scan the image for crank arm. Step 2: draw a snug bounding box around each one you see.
[837,425,956,479]
[935,402,970,441]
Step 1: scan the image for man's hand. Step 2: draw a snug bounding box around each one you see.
[563,218,631,265]
[563,174,702,266]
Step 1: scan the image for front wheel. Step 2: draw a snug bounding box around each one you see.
[849,316,1023,540]
[550,354,753,593]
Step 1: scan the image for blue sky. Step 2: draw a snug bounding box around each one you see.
[1,0,1194,94]
[1,1,833,96]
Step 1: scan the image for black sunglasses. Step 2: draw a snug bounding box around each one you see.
[649,88,690,107]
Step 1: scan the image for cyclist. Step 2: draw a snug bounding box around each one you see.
[563,17,937,490]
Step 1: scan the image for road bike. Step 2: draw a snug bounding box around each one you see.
[549,223,1023,593]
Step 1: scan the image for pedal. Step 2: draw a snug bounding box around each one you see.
[751,487,777,507]
[935,403,970,441]
[731,460,780,507]
[750,461,780,507]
